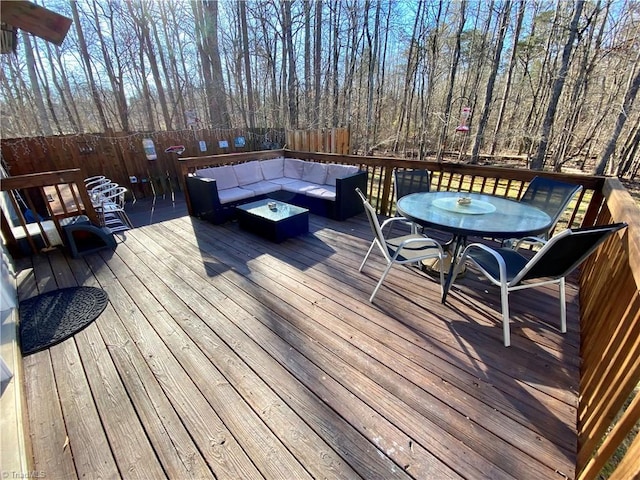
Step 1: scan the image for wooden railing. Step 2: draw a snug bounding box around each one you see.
[178,149,638,479]
[0,169,99,257]
[576,178,640,480]
[280,151,605,235]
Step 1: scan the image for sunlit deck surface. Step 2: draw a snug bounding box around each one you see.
[17,196,580,480]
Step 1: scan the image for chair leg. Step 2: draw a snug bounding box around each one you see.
[501,285,511,347]
[118,210,134,229]
[559,278,567,333]
[370,262,394,302]
[437,254,445,296]
[359,241,376,272]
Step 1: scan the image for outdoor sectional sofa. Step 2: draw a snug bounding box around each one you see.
[185,156,368,224]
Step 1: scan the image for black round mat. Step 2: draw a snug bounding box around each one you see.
[19,286,109,356]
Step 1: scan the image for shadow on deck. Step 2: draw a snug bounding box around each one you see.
[16,202,579,479]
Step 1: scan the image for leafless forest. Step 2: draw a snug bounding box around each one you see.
[1,0,639,177]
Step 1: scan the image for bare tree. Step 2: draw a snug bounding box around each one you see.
[194,0,230,128]
[471,1,512,163]
[0,0,636,173]
[596,58,640,174]
[490,0,525,156]
[92,0,129,131]
[69,0,109,131]
[437,1,467,161]
[32,37,64,134]
[239,1,255,129]
[530,0,585,170]
[393,1,424,154]
[313,0,322,128]
[282,0,298,128]
[21,33,53,136]
[364,0,381,155]
[44,41,81,132]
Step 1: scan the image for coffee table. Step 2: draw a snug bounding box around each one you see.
[236,199,309,242]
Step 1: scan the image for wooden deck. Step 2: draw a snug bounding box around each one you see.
[17,211,580,479]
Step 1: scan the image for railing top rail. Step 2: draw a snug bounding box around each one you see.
[179,149,605,188]
[0,168,84,190]
[285,151,607,188]
[603,178,640,286]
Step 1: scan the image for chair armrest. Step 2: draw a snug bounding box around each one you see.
[186,176,222,218]
[514,236,547,251]
[395,236,443,252]
[457,243,509,285]
[335,171,368,220]
[379,215,413,229]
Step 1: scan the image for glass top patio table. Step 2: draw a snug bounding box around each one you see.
[396,191,553,302]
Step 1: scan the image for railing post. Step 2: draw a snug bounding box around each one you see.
[379,165,395,216]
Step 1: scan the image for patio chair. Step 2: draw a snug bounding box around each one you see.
[393,167,431,234]
[449,222,627,347]
[94,185,133,233]
[508,176,583,247]
[85,176,110,193]
[394,167,431,200]
[356,187,445,302]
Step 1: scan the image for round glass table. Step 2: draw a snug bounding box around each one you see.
[396,191,553,301]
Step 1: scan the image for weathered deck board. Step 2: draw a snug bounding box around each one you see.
[19,212,580,479]
[160,216,575,478]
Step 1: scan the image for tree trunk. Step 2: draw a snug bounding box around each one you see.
[95,0,129,131]
[437,1,467,162]
[373,1,392,150]
[257,1,280,127]
[282,0,298,128]
[44,41,80,132]
[531,0,585,170]
[21,33,53,136]
[331,1,341,127]
[32,37,64,134]
[69,0,109,132]
[150,14,178,127]
[313,1,322,128]
[617,115,640,177]
[461,0,493,146]
[138,47,156,131]
[197,0,230,128]
[490,0,525,156]
[0,67,28,134]
[419,1,445,160]
[554,0,607,170]
[521,1,560,149]
[471,1,511,163]
[140,17,172,129]
[240,1,255,129]
[596,65,640,175]
[393,0,423,153]
[303,0,311,128]
[364,0,381,155]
